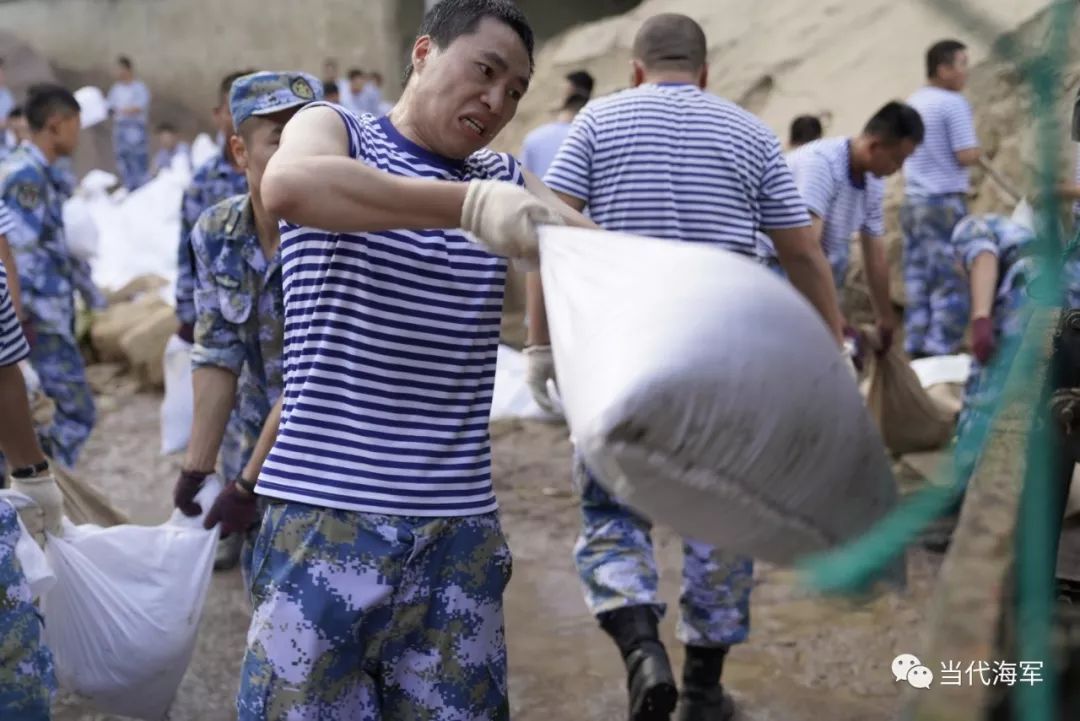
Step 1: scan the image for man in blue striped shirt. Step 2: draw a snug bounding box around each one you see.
[225,2,586,719]
[787,101,925,350]
[538,14,845,721]
[902,39,982,358]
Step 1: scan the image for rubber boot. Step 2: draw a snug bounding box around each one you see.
[677,645,736,721]
[598,606,678,721]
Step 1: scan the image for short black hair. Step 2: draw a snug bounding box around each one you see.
[562,92,588,113]
[863,101,925,144]
[926,39,966,79]
[117,55,133,71]
[219,68,256,102]
[8,105,23,120]
[155,121,177,133]
[788,115,823,146]
[566,70,594,97]
[408,0,535,81]
[632,14,707,73]
[348,68,365,80]
[323,80,339,96]
[25,84,80,131]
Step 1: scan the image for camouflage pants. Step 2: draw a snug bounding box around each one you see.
[572,459,753,647]
[900,195,970,356]
[29,331,95,469]
[1064,230,1080,310]
[113,123,149,191]
[0,502,56,720]
[238,502,513,720]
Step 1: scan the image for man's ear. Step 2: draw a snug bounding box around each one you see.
[229,133,248,171]
[630,60,646,88]
[412,35,434,76]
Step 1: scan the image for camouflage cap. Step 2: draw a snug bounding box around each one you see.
[229,71,323,129]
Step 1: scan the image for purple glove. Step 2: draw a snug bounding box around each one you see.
[177,322,195,344]
[174,469,208,516]
[972,317,996,365]
[203,481,258,536]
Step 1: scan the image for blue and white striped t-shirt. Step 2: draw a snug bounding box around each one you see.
[903,86,978,197]
[257,105,523,517]
[544,83,809,252]
[0,258,29,367]
[787,137,885,259]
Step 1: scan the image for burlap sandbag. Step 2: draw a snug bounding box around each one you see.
[53,465,129,527]
[91,295,171,363]
[119,305,177,390]
[861,326,955,455]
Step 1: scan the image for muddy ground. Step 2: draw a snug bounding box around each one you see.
[51,380,943,721]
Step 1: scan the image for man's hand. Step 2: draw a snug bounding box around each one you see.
[461,180,563,260]
[12,472,63,545]
[524,344,560,415]
[875,312,897,356]
[174,469,209,516]
[971,316,996,365]
[203,480,259,536]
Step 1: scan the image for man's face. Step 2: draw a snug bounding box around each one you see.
[326,90,341,104]
[409,17,531,159]
[50,112,81,157]
[10,116,30,143]
[938,50,969,91]
[349,75,367,93]
[232,109,295,202]
[867,137,918,177]
[324,60,338,78]
[115,64,133,83]
[158,130,178,151]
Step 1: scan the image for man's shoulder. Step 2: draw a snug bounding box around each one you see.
[0,154,46,202]
[465,147,521,184]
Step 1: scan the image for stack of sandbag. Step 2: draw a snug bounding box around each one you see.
[89,277,176,390]
[539,226,899,566]
[859,327,957,455]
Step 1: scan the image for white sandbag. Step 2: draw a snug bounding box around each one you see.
[74,86,108,129]
[910,354,972,388]
[42,478,221,720]
[190,133,218,170]
[63,195,100,262]
[491,344,557,421]
[160,335,194,454]
[539,226,898,565]
[80,169,119,197]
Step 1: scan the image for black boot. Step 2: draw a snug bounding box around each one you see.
[677,645,736,721]
[598,606,678,721]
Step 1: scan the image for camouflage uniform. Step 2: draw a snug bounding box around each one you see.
[900,194,970,356]
[239,502,512,720]
[0,143,96,468]
[190,194,284,578]
[177,151,248,478]
[0,501,56,719]
[952,214,1038,482]
[572,458,754,647]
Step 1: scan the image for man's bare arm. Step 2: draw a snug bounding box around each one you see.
[956,147,982,168]
[238,397,282,491]
[0,364,47,468]
[968,252,998,320]
[262,106,469,232]
[182,367,237,473]
[859,232,896,331]
[767,225,845,344]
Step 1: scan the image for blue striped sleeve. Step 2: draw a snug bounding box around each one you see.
[862,179,886,237]
[758,138,811,230]
[0,261,28,367]
[790,150,835,219]
[0,201,13,236]
[543,108,596,202]
[946,95,979,152]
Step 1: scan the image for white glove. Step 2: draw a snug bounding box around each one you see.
[460,180,563,260]
[11,473,64,545]
[842,341,859,380]
[524,344,561,416]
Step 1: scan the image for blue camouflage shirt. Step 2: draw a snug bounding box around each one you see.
[953,213,1038,338]
[190,194,283,469]
[175,151,247,325]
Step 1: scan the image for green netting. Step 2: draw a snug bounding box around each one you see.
[797,2,1077,719]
